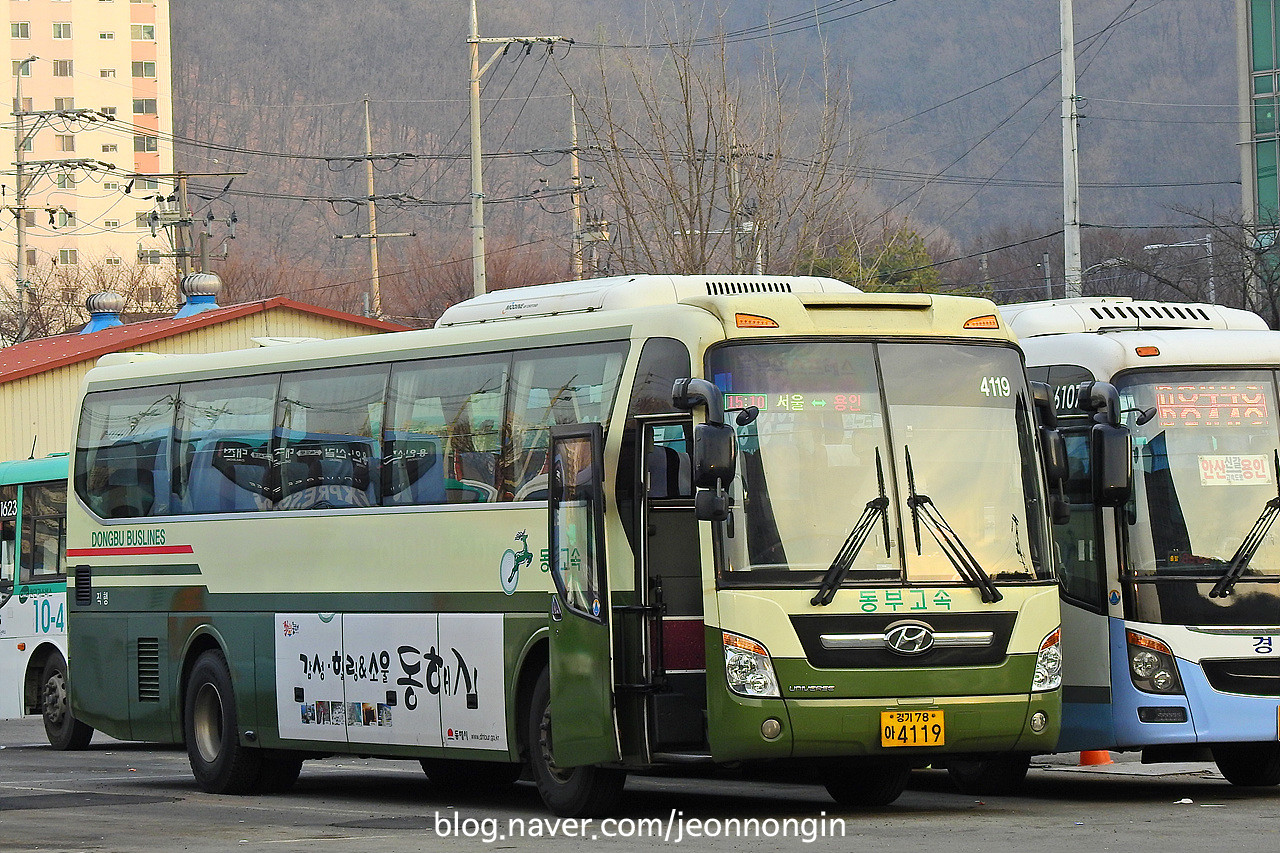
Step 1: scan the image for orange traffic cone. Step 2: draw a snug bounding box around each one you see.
[1079,750,1113,766]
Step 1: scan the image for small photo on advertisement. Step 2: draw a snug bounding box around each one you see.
[316,701,332,725]
[347,702,361,726]
[378,704,393,727]
[300,704,316,724]
[330,702,346,726]
[362,703,377,726]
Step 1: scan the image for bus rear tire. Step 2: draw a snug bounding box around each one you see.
[420,757,522,792]
[184,649,264,794]
[822,760,911,807]
[42,658,94,751]
[1213,742,1280,787]
[257,752,304,793]
[528,669,624,817]
[946,754,1031,795]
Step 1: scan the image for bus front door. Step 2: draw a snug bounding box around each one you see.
[638,418,708,754]
[546,423,620,766]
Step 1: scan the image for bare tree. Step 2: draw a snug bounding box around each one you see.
[0,257,175,344]
[562,15,869,275]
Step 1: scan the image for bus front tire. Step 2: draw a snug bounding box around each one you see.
[41,658,94,751]
[420,757,522,792]
[946,754,1031,795]
[528,669,624,817]
[822,760,911,807]
[1213,742,1280,787]
[184,649,266,794]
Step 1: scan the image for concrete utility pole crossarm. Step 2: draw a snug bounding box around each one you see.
[469,0,571,297]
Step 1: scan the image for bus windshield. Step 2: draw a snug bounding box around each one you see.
[1120,369,1280,626]
[709,340,1052,589]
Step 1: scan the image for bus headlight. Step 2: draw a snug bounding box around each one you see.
[723,631,780,698]
[1126,631,1183,695]
[1032,628,1062,692]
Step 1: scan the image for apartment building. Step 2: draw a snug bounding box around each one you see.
[4,0,175,314]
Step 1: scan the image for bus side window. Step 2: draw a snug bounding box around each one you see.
[174,378,279,513]
[1,485,16,595]
[275,365,388,511]
[506,343,628,500]
[19,482,66,584]
[385,354,509,506]
[75,386,176,519]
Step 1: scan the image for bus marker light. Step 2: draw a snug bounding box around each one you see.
[963,314,1000,330]
[761,718,782,740]
[1030,711,1048,733]
[735,313,779,329]
[1135,345,1160,357]
[16,643,24,652]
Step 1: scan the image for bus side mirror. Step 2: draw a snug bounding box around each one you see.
[1042,428,1069,484]
[673,378,738,520]
[695,487,731,522]
[692,422,736,489]
[1051,494,1071,525]
[1090,422,1133,507]
[1030,381,1058,429]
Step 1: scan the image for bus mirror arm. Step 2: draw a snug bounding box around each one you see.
[1077,381,1122,427]
[672,378,726,426]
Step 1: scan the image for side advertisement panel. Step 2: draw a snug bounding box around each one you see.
[274,612,506,751]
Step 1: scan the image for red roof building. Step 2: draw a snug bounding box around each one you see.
[0,297,407,460]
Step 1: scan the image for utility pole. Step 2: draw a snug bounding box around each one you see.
[331,102,415,319]
[1060,0,1083,297]
[1042,251,1053,299]
[12,55,37,341]
[468,0,571,296]
[570,95,584,280]
[174,172,191,279]
[364,98,382,315]
[139,170,245,286]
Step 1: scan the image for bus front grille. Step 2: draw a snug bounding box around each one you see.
[137,638,161,703]
[1202,658,1280,697]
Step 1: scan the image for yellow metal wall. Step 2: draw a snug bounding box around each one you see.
[0,309,390,461]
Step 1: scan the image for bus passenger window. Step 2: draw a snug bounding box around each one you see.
[19,482,66,583]
[0,485,16,596]
[386,355,508,506]
[75,386,176,518]
[275,366,387,511]
[506,343,627,501]
[174,378,278,513]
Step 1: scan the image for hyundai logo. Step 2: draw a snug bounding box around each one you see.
[884,620,935,656]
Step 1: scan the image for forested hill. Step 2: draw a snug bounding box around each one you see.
[168,0,1238,265]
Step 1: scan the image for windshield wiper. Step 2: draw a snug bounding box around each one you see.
[811,448,891,606]
[905,446,1003,604]
[1210,450,1280,598]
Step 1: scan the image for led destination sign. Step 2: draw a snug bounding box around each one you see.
[1154,383,1271,428]
[724,393,866,413]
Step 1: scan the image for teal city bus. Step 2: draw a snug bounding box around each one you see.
[1,454,95,749]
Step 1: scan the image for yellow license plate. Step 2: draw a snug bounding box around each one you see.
[880,709,945,747]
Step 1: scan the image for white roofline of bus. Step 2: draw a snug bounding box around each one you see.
[434,274,860,326]
[999,296,1269,337]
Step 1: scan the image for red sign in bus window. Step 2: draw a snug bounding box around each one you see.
[1154,383,1271,428]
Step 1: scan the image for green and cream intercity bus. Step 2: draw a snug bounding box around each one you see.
[67,275,1064,816]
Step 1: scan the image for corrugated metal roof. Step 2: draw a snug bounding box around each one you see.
[0,297,408,385]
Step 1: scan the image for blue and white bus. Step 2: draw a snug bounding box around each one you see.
[1001,297,1279,788]
[1,454,94,748]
